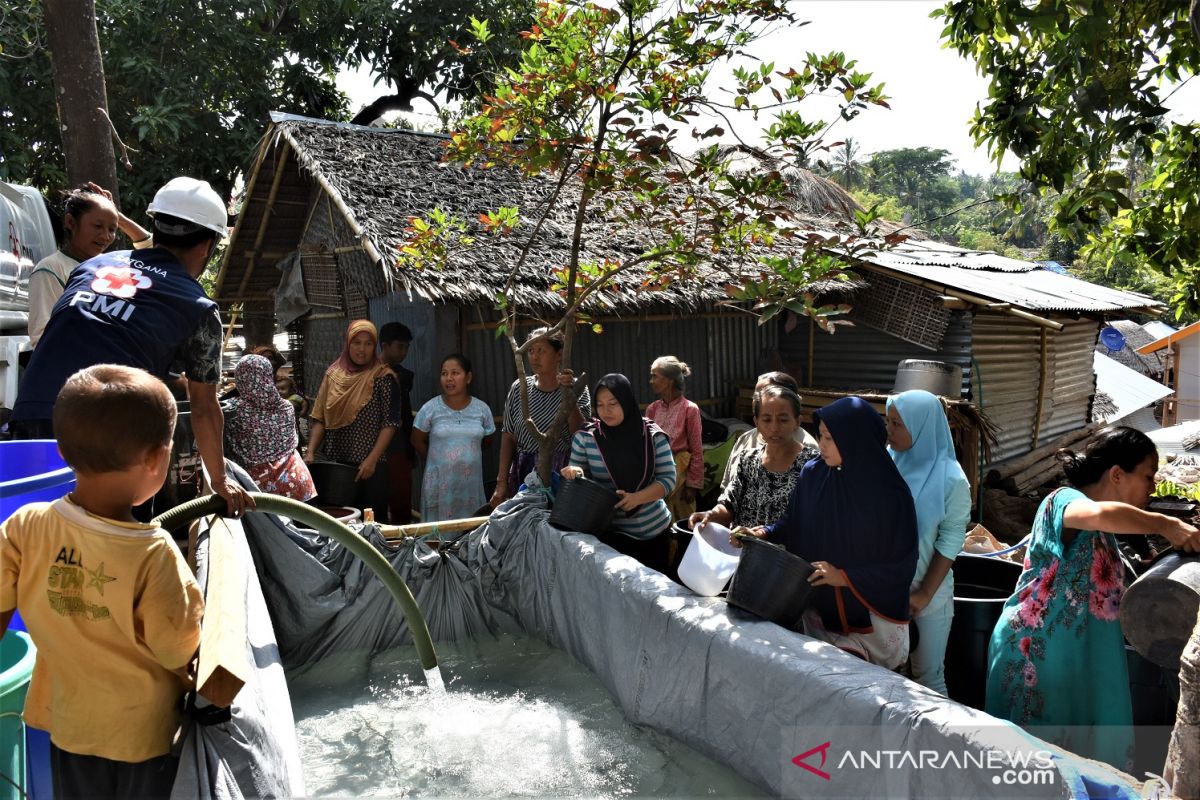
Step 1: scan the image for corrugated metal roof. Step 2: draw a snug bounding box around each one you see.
[860,253,1160,313]
[1143,320,1178,340]
[1146,420,1200,457]
[1092,352,1173,424]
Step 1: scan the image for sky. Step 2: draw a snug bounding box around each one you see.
[336,0,1200,178]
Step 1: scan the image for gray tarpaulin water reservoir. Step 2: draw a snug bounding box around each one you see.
[175,472,1142,799]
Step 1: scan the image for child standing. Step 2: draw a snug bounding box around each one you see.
[0,364,204,799]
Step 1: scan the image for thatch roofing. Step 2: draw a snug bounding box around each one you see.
[1096,319,1164,375]
[216,113,867,311]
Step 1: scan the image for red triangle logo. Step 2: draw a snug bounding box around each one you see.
[792,741,832,781]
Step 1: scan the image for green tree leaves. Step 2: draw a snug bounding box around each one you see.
[936,0,1200,317]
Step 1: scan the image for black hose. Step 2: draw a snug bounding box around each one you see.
[153,493,438,672]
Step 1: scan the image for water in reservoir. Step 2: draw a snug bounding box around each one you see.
[290,634,768,798]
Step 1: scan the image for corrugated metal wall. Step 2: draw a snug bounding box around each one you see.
[1040,318,1099,447]
[972,314,1098,463]
[779,311,974,398]
[464,307,779,420]
[971,314,1043,462]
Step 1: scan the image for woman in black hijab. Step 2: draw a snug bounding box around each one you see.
[561,374,678,570]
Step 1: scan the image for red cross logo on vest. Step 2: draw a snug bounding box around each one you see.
[91,266,153,299]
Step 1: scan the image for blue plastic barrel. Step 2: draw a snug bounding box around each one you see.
[0,440,75,522]
[1,439,73,800]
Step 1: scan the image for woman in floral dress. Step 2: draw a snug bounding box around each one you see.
[986,426,1200,770]
[411,354,495,521]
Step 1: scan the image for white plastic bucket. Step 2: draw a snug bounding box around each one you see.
[677,521,741,596]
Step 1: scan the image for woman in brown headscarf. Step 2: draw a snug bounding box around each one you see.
[304,320,400,521]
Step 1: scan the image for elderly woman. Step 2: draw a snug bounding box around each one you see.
[691,385,816,530]
[562,374,677,572]
[224,354,315,502]
[987,426,1200,770]
[885,389,971,694]
[305,320,400,521]
[646,356,703,519]
[756,397,918,669]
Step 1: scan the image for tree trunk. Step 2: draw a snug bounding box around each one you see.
[42,0,120,203]
[1165,604,1200,799]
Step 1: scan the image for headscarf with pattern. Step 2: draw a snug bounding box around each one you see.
[311,320,396,430]
[225,354,298,465]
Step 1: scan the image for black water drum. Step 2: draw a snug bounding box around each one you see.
[944,553,1022,710]
[308,461,359,508]
[549,477,619,535]
[726,535,816,626]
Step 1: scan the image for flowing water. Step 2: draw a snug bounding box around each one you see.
[290,634,768,798]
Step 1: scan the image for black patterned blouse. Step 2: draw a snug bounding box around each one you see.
[717,445,818,527]
[319,376,400,466]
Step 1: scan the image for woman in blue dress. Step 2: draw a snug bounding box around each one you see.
[411,354,496,521]
[886,389,971,694]
[985,426,1199,770]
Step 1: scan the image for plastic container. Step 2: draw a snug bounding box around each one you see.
[0,440,75,522]
[0,630,35,800]
[675,521,740,596]
[308,461,360,508]
[549,477,618,536]
[725,535,815,626]
[1,439,73,800]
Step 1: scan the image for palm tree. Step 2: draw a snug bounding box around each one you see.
[830,137,865,190]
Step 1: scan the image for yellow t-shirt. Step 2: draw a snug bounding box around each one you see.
[0,498,204,762]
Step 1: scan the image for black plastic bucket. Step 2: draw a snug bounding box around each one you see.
[308,461,359,507]
[726,536,815,626]
[549,477,618,535]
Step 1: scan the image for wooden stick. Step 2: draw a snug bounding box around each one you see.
[380,516,491,540]
[215,131,273,297]
[1013,462,1064,495]
[195,516,249,707]
[986,423,1097,483]
[236,143,291,300]
[1030,327,1048,450]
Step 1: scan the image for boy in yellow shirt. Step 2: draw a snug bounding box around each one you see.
[1,364,204,799]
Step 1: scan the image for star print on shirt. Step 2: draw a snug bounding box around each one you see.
[86,563,117,596]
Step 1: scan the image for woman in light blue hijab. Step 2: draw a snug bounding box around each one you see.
[886,390,971,694]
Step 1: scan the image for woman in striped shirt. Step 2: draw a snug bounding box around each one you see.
[562,373,677,571]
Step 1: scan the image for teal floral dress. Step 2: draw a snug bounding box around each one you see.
[985,487,1132,770]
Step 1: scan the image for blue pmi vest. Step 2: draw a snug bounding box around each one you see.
[13,248,218,422]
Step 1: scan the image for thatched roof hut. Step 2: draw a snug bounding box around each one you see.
[216,114,865,316]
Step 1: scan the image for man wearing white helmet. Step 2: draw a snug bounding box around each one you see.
[11,177,254,516]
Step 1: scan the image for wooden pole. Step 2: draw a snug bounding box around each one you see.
[235,144,292,300]
[807,314,815,387]
[1030,327,1049,449]
[215,131,273,297]
[195,516,249,707]
[380,516,491,540]
[985,423,1098,483]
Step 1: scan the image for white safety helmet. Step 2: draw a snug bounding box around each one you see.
[147,177,228,235]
